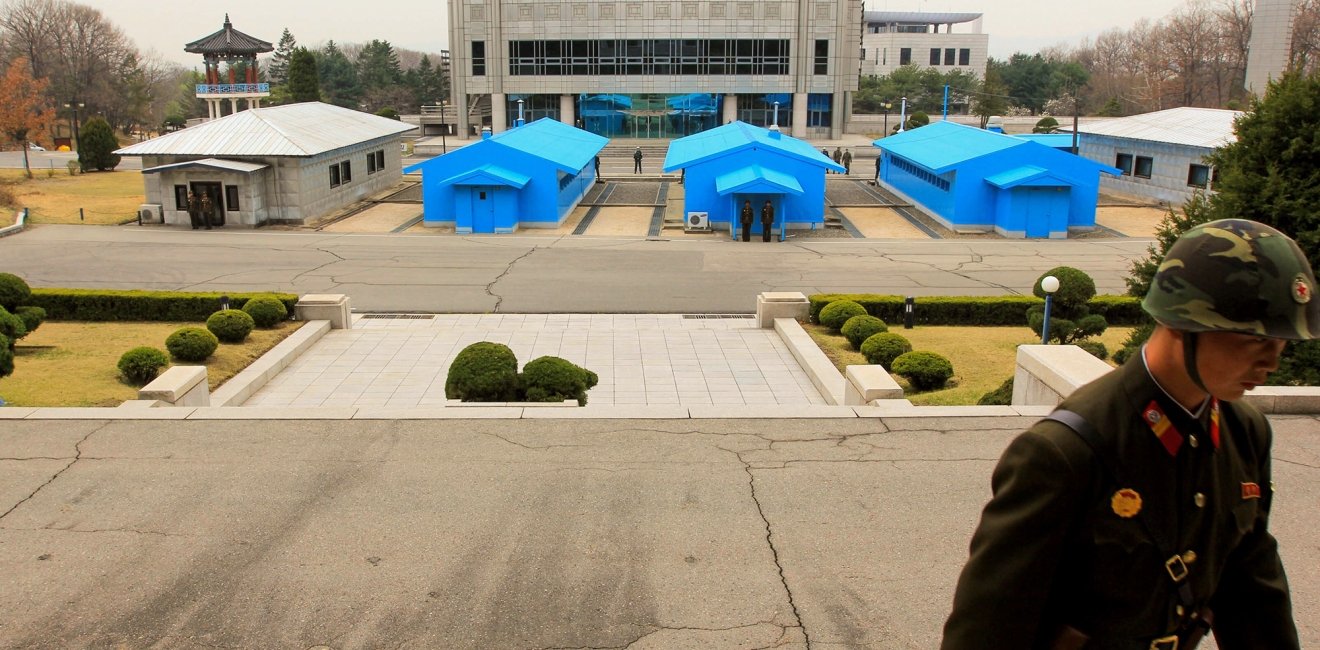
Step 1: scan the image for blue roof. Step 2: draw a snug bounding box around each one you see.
[874,121,1026,172]
[437,164,531,188]
[1012,133,1077,149]
[984,165,1072,188]
[714,165,805,196]
[490,117,608,172]
[663,121,844,173]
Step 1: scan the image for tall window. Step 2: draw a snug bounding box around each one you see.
[1134,156,1153,179]
[472,41,486,76]
[1187,164,1210,188]
[959,48,971,65]
[929,48,941,65]
[329,164,341,187]
[944,48,956,65]
[814,40,829,74]
[899,48,911,65]
[225,185,239,211]
[174,185,188,210]
[1115,153,1133,176]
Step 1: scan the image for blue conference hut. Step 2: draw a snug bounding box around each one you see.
[663,121,844,239]
[404,117,607,233]
[874,121,1120,238]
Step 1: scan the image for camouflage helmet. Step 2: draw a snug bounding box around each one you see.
[1143,219,1319,340]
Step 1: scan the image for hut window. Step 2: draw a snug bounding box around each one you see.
[340,161,352,184]
[330,164,341,187]
[1115,153,1133,176]
[225,185,240,211]
[1187,164,1210,188]
[174,185,188,210]
[1134,156,1153,179]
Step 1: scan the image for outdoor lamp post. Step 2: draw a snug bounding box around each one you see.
[772,101,780,127]
[439,99,448,154]
[64,101,85,148]
[516,98,525,126]
[898,96,908,133]
[1040,275,1060,344]
[881,101,893,134]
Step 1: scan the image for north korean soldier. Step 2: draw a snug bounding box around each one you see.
[942,219,1314,650]
[198,191,213,230]
[186,190,201,230]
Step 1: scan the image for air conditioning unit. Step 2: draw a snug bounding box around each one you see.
[138,203,162,224]
[685,211,710,231]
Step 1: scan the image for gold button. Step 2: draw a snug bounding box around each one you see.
[1182,550,1197,564]
[1194,493,1206,508]
[1176,605,1186,616]
[1188,435,1199,448]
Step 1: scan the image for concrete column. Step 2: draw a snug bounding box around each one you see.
[229,98,238,115]
[791,93,808,138]
[723,94,738,124]
[560,94,575,127]
[491,92,507,132]
[831,91,847,139]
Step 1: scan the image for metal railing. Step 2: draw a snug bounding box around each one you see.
[196,83,271,95]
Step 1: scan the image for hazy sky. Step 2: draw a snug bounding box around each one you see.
[83,0,1193,66]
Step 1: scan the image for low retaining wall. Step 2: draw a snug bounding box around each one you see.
[774,317,845,406]
[209,320,332,407]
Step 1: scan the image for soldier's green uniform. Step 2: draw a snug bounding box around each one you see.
[943,219,1316,649]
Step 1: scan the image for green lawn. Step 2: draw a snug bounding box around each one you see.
[804,322,1134,405]
[0,320,303,407]
[1,169,145,225]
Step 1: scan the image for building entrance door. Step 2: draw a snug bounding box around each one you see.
[190,181,225,226]
[471,187,496,233]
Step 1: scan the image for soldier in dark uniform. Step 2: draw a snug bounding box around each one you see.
[760,200,774,242]
[841,148,852,175]
[198,190,213,230]
[186,190,200,230]
[942,219,1314,650]
[633,147,643,174]
[593,154,601,181]
[739,199,753,242]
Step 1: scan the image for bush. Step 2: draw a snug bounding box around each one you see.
[841,315,888,349]
[207,309,255,343]
[860,332,912,370]
[1026,267,1108,344]
[1033,117,1059,133]
[117,346,169,385]
[819,300,867,332]
[376,107,400,120]
[76,116,121,172]
[1112,321,1155,365]
[1273,340,1320,386]
[0,334,12,377]
[27,289,299,322]
[242,295,289,328]
[978,377,1014,405]
[1075,339,1108,361]
[521,356,598,406]
[808,294,1146,327]
[165,326,219,362]
[892,351,954,391]
[0,306,27,344]
[0,272,32,310]
[13,305,44,335]
[445,342,521,402]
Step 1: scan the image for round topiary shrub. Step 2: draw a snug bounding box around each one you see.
[0,334,13,378]
[892,351,954,392]
[13,305,44,335]
[521,356,598,406]
[1075,339,1108,361]
[241,295,288,328]
[0,272,32,310]
[207,309,255,343]
[165,326,219,362]
[841,315,888,350]
[860,332,912,370]
[118,346,169,385]
[978,377,1014,405]
[445,341,520,402]
[0,306,27,344]
[818,300,867,332]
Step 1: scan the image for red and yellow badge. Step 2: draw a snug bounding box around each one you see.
[1295,275,1313,304]
[1242,482,1262,499]
[1111,488,1143,518]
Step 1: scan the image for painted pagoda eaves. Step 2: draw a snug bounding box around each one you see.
[185,14,274,119]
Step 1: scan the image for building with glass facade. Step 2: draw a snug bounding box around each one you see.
[448,0,862,140]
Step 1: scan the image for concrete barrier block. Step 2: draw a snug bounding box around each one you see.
[774,317,844,405]
[296,294,352,329]
[1012,345,1113,407]
[844,365,904,405]
[139,366,209,407]
[1244,386,1320,414]
[757,292,809,329]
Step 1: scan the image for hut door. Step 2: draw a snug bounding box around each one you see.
[190,181,225,226]
[471,187,496,233]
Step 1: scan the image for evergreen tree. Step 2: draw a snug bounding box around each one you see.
[357,39,401,92]
[1125,192,1217,298]
[268,28,297,86]
[77,116,120,172]
[317,41,362,108]
[286,47,320,103]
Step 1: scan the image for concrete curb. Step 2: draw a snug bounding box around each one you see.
[209,321,332,407]
[775,317,845,405]
[0,209,27,238]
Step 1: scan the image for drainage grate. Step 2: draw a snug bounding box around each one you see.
[359,313,436,320]
[682,314,755,319]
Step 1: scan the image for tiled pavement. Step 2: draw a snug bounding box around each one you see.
[246,314,828,408]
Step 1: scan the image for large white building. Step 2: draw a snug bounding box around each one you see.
[1245,0,1301,95]
[447,0,862,140]
[859,11,988,78]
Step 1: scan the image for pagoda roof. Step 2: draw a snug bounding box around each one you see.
[184,14,273,55]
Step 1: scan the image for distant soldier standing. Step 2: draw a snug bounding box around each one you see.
[593,154,601,181]
[821,148,832,173]
[198,190,213,230]
[942,219,1312,650]
[633,146,643,174]
[841,149,852,175]
[760,200,774,242]
[186,190,200,230]
[739,199,753,242]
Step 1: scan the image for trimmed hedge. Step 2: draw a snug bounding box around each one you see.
[242,296,289,328]
[118,346,170,385]
[522,356,599,406]
[27,289,299,322]
[446,342,521,402]
[207,309,255,343]
[841,315,888,350]
[892,351,955,391]
[818,300,867,331]
[809,293,1145,326]
[860,332,912,370]
[0,272,32,310]
[165,327,219,362]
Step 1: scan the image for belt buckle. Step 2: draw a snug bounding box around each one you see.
[1149,635,1179,650]
[1165,555,1189,582]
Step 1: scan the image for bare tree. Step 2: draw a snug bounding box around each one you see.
[1293,0,1320,73]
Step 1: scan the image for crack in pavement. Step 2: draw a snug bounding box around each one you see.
[0,525,200,538]
[486,247,539,312]
[484,432,590,451]
[616,621,796,649]
[0,423,106,521]
[1276,458,1320,470]
[737,459,811,649]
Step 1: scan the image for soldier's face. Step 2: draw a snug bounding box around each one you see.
[1194,331,1287,400]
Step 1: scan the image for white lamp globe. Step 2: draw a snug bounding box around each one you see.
[1041,276,1060,294]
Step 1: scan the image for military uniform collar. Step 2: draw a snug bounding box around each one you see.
[1125,350,1221,457]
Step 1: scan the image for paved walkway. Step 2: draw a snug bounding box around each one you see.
[247,314,827,408]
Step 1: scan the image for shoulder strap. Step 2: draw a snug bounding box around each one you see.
[1045,409,1196,612]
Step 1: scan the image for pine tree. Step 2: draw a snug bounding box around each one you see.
[268,28,297,86]
[286,47,320,103]
[77,116,120,172]
[357,39,401,92]
[317,41,362,108]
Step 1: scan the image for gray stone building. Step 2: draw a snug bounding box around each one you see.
[117,103,416,227]
[859,11,988,79]
[1063,107,1240,205]
[448,0,862,140]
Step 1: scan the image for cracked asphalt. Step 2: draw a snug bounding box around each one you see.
[0,225,1150,312]
[2,415,1317,648]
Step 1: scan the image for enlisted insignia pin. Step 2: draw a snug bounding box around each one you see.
[1111,488,1143,518]
[1242,482,1262,499]
[1145,408,1162,424]
[1294,275,1312,304]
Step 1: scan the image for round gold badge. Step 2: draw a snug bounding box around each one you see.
[1294,275,1312,304]
[1111,488,1142,518]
